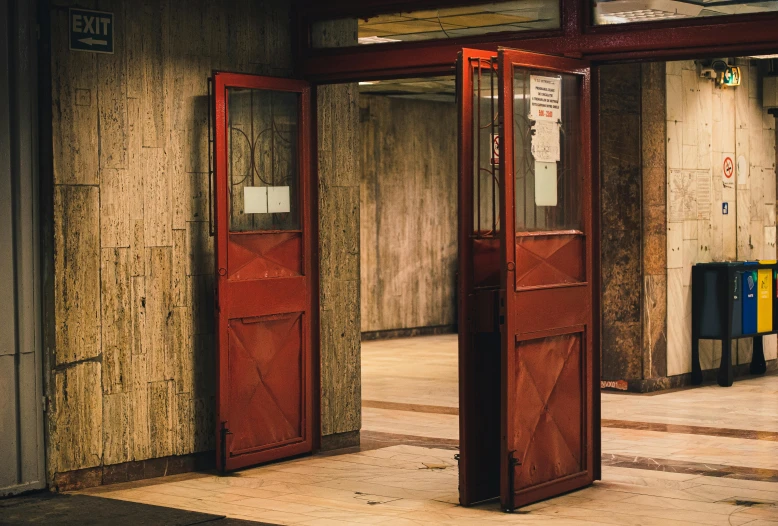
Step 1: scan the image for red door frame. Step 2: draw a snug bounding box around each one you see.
[457,48,504,506]
[213,72,317,471]
[497,48,594,510]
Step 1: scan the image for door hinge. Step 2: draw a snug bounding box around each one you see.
[220,422,232,472]
[42,396,50,413]
[505,450,521,513]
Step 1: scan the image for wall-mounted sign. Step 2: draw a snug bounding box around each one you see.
[722,155,734,183]
[723,202,729,215]
[69,8,114,54]
[722,66,742,87]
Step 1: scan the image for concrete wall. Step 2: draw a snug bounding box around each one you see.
[359,95,457,334]
[666,59,778,376]
[46,0,298,484]
[313,20,362,449]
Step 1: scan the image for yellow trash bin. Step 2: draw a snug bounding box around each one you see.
[758,261,777,333]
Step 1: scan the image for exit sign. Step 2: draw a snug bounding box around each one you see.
[69,8,113,54]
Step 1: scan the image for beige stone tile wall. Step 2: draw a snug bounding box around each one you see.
[48,0,295,478]
[665,60,778,376]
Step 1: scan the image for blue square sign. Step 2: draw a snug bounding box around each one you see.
[723,202,729,215]
[69,8,113,54]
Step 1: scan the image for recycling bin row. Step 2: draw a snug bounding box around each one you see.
[691,261,774,387]
[697,260,778,338]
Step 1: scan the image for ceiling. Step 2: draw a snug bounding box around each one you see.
[358,76,457,102]
[356,1,559,44]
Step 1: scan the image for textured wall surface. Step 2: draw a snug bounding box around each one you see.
[48,0,294,479]
[359,95,458,333]
[665,60,778,376]
[641,62,668,380]
[599,64,643,381]
[313,20,362,442]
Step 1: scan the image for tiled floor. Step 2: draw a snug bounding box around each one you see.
[78,334,778,524]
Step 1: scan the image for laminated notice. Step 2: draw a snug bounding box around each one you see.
[530,75,561,122]
[531,120,560,163]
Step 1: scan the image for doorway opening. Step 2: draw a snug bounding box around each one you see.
[357,76,461,454]
[598,55,778,485]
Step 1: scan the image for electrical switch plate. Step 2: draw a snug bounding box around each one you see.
[244,186,268,214]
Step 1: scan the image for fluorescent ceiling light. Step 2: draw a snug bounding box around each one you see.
[358,81,377,85]
[596,0,703,22]
[750,54,778,59]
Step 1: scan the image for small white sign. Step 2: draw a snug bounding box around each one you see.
[268,186,291,214]
[244,187,267,214]
[530,75,562,122]
[535,162,558,206]
[531,120,560,163]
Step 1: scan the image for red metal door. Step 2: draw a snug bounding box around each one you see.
[497,49,596,510]
[213,73,314,471]
[457,48,502,506]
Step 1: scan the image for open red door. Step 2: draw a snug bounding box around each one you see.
[457,48,502,506]
[497,49,596,510]
[213,73,315,471]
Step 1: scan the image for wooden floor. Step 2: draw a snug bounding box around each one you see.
[79,334,778,525]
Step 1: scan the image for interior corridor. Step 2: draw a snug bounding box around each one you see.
[76,334,778,524]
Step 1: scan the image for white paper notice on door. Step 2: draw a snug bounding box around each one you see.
[530,75,561,122]
[535,161,558,206]
[268,186,291,213]
[244,186,268,214]
[531,120,560,163]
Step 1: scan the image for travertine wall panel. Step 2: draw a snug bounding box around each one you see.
[665,60,777,376]
[359,95,458,333]
[318,84,361,438]
[49,0,296,479]
[314,18,361,441]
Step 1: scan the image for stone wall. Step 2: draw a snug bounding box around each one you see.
[665,59,778,375]
[359,95,458,334]
[47,0,295,482]
[600,63,668,389]
[313,19,362,448]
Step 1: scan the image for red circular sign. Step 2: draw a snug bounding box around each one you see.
[723,156,734,179]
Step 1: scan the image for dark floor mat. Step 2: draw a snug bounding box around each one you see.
[0,492,275,525]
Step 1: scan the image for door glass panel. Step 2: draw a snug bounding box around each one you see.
[512,69,581,232]
[227,88,300,232]
[473,62,500,237]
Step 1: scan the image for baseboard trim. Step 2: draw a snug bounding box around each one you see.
[320,430,360,451]
[51,451,215,492]
[603,360,778,394]
[361,325,457,341]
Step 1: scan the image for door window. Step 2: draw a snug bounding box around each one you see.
[227,88,300,232]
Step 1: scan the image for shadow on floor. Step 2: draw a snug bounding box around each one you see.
[0,492,274,526]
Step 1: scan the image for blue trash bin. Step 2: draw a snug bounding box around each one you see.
[743,263,758,335]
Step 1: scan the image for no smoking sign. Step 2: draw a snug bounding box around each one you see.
[722,154,734,184]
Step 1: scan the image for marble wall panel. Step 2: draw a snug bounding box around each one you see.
[665,60,777,376]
